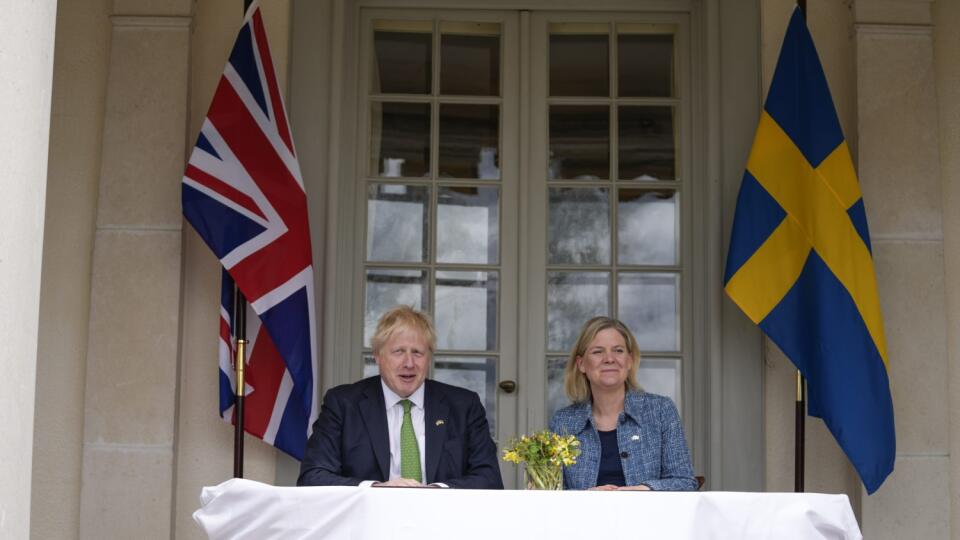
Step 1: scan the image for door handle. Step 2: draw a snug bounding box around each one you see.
[498,380,517,393]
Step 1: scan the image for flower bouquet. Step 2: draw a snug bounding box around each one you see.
[502,430,580,490]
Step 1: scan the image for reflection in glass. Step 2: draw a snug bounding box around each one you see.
[618,106,675,180]
[548,188,610,265]
[547,272,610,352]
[367,184,429,263]
[435,271,498,351]
[550,29,609,96]
[637,358,681,414]
[618,189,678,265]
[618,33,674,97]
[363,355,378,378]
[618,272,679,352]
[440,23,500,96]
[364,268,428,347]
[546,357,571,420]
[549,106,609,180]
[438,104,500,179]
[434,356,497,434]
[371,102,431,178]
[373,25,432,94]
[437,186,499,264]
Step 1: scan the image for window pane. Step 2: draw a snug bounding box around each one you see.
[550,25,609,97]
[618,106,675,181]
[440,22,500,96]
[437,186,499,264]
[438,104,500,179]
[372,23,432,94]
[617,32,673,97]
[617,272,679,352]
[547,271,610,352]
[548,187,610,265]
[367,184,429,263]
[371,102,431,178]
[549,105,610,180]
[364,268,428,347]
[617,188,678,265]
[637,358,681,415]
[363,354,378,377]
[435,270,498,351]
[434,356,498,434]
[546,356,571,420]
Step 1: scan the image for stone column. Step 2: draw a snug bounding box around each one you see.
[77,4,192,538]
[0,2,57,538]
[853,1,949,538]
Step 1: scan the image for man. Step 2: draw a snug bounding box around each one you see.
[297,306,503,489]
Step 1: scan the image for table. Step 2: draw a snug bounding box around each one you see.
[193,479,862,539]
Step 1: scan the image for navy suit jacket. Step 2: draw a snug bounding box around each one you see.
[297,376,503,489]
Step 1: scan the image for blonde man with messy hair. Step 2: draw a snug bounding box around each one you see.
[564,317,641,403]
[299,305,502,490]
[371,305,436,359]
[550,316,697,492]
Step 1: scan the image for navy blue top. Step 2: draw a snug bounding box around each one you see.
[596,429,626,487]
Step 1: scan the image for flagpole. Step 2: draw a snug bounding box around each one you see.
[233,288,247,478]
[794,0,807,494]
[231,0,255,480]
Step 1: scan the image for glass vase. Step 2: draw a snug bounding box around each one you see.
[525,463,563,490]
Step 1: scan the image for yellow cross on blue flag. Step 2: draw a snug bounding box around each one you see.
[724,7,895,494]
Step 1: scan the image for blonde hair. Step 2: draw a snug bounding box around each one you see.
[371,305,436,357]
[563,316,641,403]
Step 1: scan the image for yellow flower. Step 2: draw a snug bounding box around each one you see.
[501,430,580,468]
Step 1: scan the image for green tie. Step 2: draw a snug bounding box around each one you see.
[399,399,422,482]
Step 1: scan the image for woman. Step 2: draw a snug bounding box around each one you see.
[549,316,698,491]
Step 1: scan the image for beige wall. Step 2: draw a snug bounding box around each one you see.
[936,0,960,537]
[30,0,111,538]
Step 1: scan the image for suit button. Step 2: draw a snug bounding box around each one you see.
[620,452,629,459]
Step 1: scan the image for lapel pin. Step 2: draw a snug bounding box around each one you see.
[631,435,640,441]
[435,419,445,426]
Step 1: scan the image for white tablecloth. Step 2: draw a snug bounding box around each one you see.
[193,479,862,540]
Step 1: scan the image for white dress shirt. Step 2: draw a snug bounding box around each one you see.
[381,379,427,481]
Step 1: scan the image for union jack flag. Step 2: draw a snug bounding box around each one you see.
[182,1,317,460]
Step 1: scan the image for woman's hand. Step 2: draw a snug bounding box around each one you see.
[588,484,619,491]
[616,484,651,491]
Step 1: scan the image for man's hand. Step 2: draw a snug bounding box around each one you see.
[372,478,426,487]
[616,484,651,491]
[588,484,619,491]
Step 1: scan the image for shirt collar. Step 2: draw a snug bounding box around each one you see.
[380,378,425,411]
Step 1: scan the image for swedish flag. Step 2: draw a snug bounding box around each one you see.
[724,7,895,494]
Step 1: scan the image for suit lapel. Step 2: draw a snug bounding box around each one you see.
[424,380,449,484]
[358,378,390,480]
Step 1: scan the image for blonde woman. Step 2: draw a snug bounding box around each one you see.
[549,316,697,491]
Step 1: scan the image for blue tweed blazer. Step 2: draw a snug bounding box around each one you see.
[549,391,698,491]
